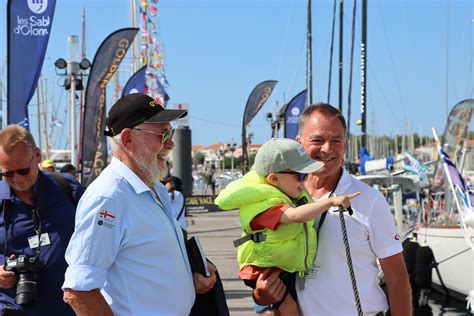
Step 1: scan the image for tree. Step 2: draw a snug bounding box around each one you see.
[193,152,205,167]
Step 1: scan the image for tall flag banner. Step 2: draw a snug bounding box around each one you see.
[241,80,278,173]
[155,77,170,107]
[81,28,139,186]
[433,128,474,249]
[7,0,56,128]
[139,0,164,100]
[431,99,474,191]
[403,151,427,181]
[122,65,147,96]
[283,89,307,140]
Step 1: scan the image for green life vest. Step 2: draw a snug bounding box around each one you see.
[215,170,317,275]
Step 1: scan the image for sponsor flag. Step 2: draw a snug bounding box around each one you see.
[155,77,170,107]
[7,0,56,127]
[81,28,138,186]
[433,128,474,247]
[241,80,277,173]
[122,65,147,96]
[403,152,427,180]
[431,99,474,191]
[283,89,307,140]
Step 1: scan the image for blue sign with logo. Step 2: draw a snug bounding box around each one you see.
[7,0,56,127]
[284,90,307,140]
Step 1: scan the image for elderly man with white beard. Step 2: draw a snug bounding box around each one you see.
[62,93,217,316]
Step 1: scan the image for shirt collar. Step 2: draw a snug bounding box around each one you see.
[335,168,352,194]
[109,157,152,195]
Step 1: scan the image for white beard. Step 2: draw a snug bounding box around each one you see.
[134,142,168,184]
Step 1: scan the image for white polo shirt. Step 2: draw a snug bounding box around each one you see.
[63,158,195,316]
[297,169,402,315]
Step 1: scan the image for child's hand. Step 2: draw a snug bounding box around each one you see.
[331,192,360,208]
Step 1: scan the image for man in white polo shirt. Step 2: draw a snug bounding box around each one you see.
[62,93,217,315]
[253,103,411,316]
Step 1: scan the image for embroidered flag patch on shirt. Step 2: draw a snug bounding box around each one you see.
[99,210,116,219]
[97,210,116,229]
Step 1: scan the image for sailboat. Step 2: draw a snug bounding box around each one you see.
[406,117,474,312]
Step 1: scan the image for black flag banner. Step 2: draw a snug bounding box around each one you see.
[241,80,277,173]
[81,28,139,186]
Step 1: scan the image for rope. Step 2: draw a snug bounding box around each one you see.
[326,0,337,104]
[338,206,363,316]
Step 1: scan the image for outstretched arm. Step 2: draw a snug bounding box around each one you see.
[279,192,360,224]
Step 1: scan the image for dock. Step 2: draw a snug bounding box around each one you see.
[187,210,256,315]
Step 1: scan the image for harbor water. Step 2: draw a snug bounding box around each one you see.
[415,291,473,315]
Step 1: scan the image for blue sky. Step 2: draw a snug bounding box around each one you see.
[1,0,473,148]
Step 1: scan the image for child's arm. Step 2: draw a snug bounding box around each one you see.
[279,192,360,224]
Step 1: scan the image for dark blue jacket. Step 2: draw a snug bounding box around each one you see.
[0,171,83,316]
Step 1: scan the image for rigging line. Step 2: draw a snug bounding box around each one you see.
[376,0,408,125]
[327,0,337,104]
[335,7,403,133]
[445,0,451,121]
[274,0,296,81]
[188,115,241,128]
[286,44,306,101]
[366,76,402,135]
[346,0,357,149]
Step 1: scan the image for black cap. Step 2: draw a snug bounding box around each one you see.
[104,93,188,136]
[60,163,77,173]
[168,176,183,191]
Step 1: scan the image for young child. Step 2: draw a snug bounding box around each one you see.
[215,138,359,315]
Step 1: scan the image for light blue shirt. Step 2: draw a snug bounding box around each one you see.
[63,158,195,315]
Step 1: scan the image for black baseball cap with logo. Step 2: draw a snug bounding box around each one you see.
[104,93,188,137]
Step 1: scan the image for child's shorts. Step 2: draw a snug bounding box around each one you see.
[243,271,296,308]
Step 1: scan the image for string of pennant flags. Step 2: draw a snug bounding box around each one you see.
[139,0,169,106]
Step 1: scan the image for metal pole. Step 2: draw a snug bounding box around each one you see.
[338,0,343,112]
[306,0,313,104]
[70,75,77,168]
[231,152,234,177]
[361,0,367,148]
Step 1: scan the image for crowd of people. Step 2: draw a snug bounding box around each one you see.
[0,93,410,315]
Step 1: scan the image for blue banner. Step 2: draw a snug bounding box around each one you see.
[81,28,138,186]
[7,0,56,128]
[241,80,277,173]
[283,89,307,140]
[122,65,147,96]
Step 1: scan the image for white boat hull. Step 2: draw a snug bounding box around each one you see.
[415,226,474,299]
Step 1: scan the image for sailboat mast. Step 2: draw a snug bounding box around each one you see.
[78,7,86,167]
[36,78,42,150]
[42,77,50,160]
[360,0,367,148]
[306,0,313,104]
[131,0,140,73]
[338,0,343,112]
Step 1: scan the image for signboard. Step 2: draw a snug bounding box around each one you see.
[185,195,220,213]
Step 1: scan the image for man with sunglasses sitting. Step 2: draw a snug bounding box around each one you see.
[62,93,217,316]
[215,138,359,315]
[0,125,83,316]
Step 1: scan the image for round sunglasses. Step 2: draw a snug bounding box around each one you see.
[133,128,175,144]
[278,170,308,182]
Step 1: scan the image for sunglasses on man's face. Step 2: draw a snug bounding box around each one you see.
[279,170,308,182]
[0,156,35,178]
[133,128,175,144]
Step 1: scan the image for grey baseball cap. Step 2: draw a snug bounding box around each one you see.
[253,138,324,176]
